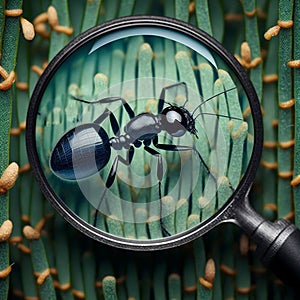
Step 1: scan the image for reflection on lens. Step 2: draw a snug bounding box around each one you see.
[33,23,254,241]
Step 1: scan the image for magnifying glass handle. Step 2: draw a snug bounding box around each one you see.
[254,219,300,289]
[234,197,300,289]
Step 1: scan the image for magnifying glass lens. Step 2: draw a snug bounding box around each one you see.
[29,18,256,245]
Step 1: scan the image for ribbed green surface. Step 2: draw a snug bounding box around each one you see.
[2,1,299,299]
[0,1,22,299]
[294,0,300,228]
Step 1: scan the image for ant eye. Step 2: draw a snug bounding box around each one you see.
[162,107,187,137]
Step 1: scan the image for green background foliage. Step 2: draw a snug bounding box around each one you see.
[0,0,299,299]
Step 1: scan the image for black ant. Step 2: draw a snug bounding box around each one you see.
[50,82,239,236]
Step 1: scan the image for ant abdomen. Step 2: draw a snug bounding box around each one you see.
[50,123,111,180]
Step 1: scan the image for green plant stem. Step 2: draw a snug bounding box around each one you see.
[153,258,167,300]
[103,276,118,300]
[241,0,263,100]
[21,252,39,299]
[294,0,300,228]
[168,273,181,300]
[195,0,212,35]
[236,250,251,300]
[99,0,119,22]
[183,256,196,299]
[261,0,279,221]
[118,0,136,17]
[126,258,140,300]
[69,238,85,299]
[0,0,22,298]
[277,0,294,219]
[208,0,224,42]
[49,0,72,60]
[175,0,189,22]
[25,231,57,300]
[220,226,235,299]
[82,252,97,300]
[54,217,73,299]
[81,0,102,32]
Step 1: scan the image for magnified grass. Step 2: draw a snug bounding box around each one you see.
[36,33,254,242]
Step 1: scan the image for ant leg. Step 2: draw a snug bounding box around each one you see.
[158,82,188,113]
[154,140,235,193]
[144,146,171,237]
[66,97,120,133]
[153,137,214,181]
[97,97,135,119]
[93,156,118,227]
[89,108,121,135]
[93,146,134,227]
[72,96,135,119]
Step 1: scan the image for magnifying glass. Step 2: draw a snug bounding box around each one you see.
[26,16,300,288]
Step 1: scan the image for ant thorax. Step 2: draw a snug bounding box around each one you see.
[109,112,162,150]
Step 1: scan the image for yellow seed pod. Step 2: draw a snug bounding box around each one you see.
[199,276,213,289]
[35,23,50,39]
[33,12,48,26]
[72,290,85,299]
[0,71,15,91]
[287,60,300,68]
[23,225,41,240]
[241,42,251,64]
[0,162,19,194]
[0,220,13,242]
[4,9,23,17]
[264,25,281,40]
[18,243,31,254]
[47,6,59,28]
[291,174,300,187]
[277,19,294,29]
[36,268,51,285]
[240,234,249,255]
[53,25,74,36]
[205,258,216,284]
[0,65,9,79]
[20,17,35,41]
[249,57,262,68]
[0,265,12,279]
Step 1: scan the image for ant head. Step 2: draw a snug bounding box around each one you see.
[161,105,198,138]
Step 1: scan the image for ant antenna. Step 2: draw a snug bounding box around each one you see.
[191,86,237,117]
[193,111,243,121]
[181,83,189,108]
[182,98,189,108]
[168,81,189,108]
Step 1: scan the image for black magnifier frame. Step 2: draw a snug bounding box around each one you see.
[26,16,300,288]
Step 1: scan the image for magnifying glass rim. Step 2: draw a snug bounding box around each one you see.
[26,15,263,251]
